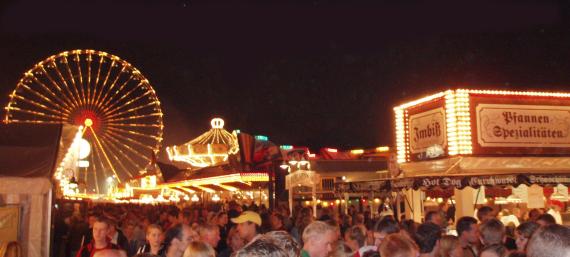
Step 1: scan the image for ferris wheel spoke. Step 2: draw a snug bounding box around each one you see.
[97,64,129,111]
[106,122,163,128]
[90,55,105,109]
[88,126,121,183]
[101,133,145,171]
[17,81,70,113]
[7,106,64,121]
[100,80,145,114]
[106,125,162,142]
[12,95,69,118]
[93,59,116,109]
[105,112,162,123]
[73,52,87,107]
[31,68,77,111]
[108,128,158,150]
[88,149,100,194]
[105,91,155,117]
[102,132,148,168]
[62,54,85,106]
[89,135,110,189]
[86,52,94,108]
[98,137,134,179]
[5,119,61,124]
[97,74,135,112]
[52,60,82,108]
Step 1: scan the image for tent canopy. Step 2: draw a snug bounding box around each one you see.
[0,123,71,178]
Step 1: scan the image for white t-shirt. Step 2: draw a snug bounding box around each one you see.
[547,209,563,224]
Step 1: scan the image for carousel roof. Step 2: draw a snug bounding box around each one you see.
[166,118,239,167]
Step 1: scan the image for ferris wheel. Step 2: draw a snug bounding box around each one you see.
[4,49,164,193]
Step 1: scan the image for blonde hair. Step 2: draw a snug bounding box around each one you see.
[182,241,215,257]
[379,234,418,257]
[438,235,459,257]
[302,221,335,244]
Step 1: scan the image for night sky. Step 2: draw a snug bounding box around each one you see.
[2,0,570,158]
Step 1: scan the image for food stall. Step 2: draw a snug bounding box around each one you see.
[393,89,570,222]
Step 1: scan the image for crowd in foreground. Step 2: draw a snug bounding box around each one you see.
[49,200,570,257]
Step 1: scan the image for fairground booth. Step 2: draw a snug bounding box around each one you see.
[393,89,570,223]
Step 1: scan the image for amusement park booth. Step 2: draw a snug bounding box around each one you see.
[393,89,570,222]
[0,124,77,257]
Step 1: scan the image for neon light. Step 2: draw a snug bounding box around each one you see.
[280,145,293,150]
[325,148,338,153]
[255,135,268,141]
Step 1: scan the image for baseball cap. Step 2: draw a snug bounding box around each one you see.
[230,211,262,225]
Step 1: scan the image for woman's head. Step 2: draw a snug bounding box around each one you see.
[182,241,215,257]
[515,221,540,251]
[481,244,509,257]
[438,235,462,257]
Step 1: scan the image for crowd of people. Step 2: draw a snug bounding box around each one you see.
[51,200,570,257]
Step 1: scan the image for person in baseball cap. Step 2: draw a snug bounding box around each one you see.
[231,211,262,243]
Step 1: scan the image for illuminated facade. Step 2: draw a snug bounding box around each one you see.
[394,89,570,164]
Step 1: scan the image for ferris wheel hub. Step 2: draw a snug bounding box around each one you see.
[84,118,93,127]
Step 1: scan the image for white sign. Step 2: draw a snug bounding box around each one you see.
[476,104,570,147]
[512,184,529,203]
[408,108,447,154]
[527,185,545,209]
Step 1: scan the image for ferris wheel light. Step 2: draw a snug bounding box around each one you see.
[5,49,164,195]
[84,118,93,127]
[78,138,91,159]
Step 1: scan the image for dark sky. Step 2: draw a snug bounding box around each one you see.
[2,0,570,156]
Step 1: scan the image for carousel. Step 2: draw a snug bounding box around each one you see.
[115,118,271,206]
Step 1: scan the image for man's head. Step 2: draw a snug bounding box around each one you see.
[270,212,285,230]
[379,234,419,257]
[302,221,338,257]
[145,224,163,248]
[457,216,479,245]
[536,214,556,227]
[414,222,442,255]
[479,219,505,246]
[168,209,180,224]
[425,211,443,228]
[231,211,262,242]
[93,217,111,244]
[198,223,221,248]
[373,216,401,247]
[526,224,570,257]
[217,212,228,226]
[163,223,193,254]
[344,225,367,251]
[477,206,495,223]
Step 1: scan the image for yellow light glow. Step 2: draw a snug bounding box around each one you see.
[84,118,93,127]
[325,148,338,153]
[335,199,341,204]
[376,146,390,152]
[374,198,380,203]
[351,149,364,154]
